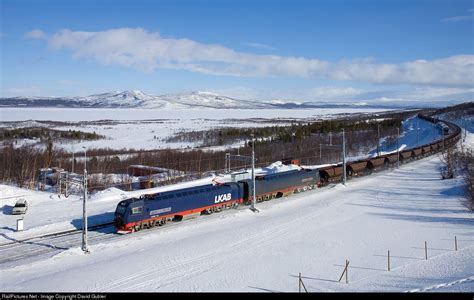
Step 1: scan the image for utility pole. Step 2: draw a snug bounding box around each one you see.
[65,172,68,197]
[342,128,346,185]
[225,153,230,173]
[42,168,47,191]
[72,151,75,174]
[377,124,381,156]
[250,134,258,212]
[416,119,419,147]
[397,127,400,168]
[57,171,62,197]
[442,124,446,152]
[82,147,89,254]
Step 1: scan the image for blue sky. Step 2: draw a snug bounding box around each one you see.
[1,0,473,105]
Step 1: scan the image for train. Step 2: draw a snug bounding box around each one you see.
[114,167,320,232]
[114,114,462,233]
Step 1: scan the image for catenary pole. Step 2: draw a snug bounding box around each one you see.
[342,128,346,185]
[82,147,89,253]
[250,134,258,212]
[72,151,75,174]
[397,127,400,168]
[377,124,380,156]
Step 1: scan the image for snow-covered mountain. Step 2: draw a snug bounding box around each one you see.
[0,90,402,109]
[72,90,182,109]
[0,90,275,109]
[155,91,273,109]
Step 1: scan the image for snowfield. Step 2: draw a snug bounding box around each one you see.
[0,107,393,151]
[1,155,473,292]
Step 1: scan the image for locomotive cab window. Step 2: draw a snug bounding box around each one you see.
[132,206,143,215]
[116,205,126,215]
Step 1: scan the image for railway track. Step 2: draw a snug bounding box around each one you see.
[0,209,238,266]
[0,222,115,266]
[0,222,114,248]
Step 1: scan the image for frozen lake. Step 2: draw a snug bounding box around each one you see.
[0,107,394,151]
[0,107,392,122]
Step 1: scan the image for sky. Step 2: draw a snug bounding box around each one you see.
[0,0,473,105]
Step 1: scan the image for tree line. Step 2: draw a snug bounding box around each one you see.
[0,117,404,191]
[0,127,104,141]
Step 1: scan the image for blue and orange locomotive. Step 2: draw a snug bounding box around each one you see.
[114,168,320,232]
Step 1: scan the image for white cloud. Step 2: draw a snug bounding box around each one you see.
[57,79,78,85]
[205,86,262,100]
[345,87,473,106]
[242,42,276,51]
[223,86,474,105]
[309,86,366,99]
[32,27,474,87]
[442,15,473,22]
[397,87,474,99]
[442,9,474,22]
[7,86,42,96]
[25,29,47,40]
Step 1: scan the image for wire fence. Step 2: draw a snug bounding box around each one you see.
[297,235,468,292]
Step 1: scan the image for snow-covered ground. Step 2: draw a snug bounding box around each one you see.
[0,154,472,292]
[0,109,472,292]
[0,107,392,151]
[0,106,392,122]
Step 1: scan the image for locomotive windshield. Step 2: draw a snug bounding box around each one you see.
[115,203,127,215]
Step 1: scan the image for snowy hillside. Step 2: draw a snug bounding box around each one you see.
[74,90,181,109]
[151,91,270,109]
[0,90,404,109]
[0,90,272,109]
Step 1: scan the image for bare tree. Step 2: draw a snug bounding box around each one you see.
[456,150,474,211]
[440,148,455,179]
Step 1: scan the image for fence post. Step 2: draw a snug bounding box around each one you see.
[298,272,308,293]
[338,259,350,284]
[345,259,349,283]
[388,250,391,271]
[425,241,428,260]
[299,272,301,293]
[455,236,458,251]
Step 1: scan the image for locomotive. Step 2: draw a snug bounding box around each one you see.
[114,168,320,232]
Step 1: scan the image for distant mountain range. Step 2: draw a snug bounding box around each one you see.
[0,90,406,109]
